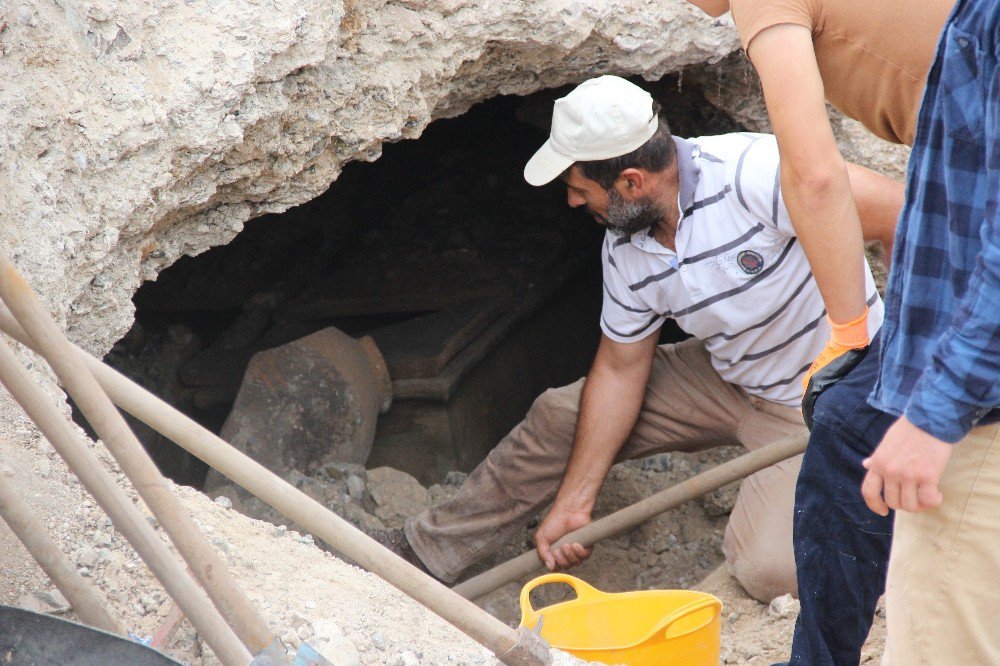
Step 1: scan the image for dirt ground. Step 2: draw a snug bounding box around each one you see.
[211,439,890,665]
[0,364,890,665]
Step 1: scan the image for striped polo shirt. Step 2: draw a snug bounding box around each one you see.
[601,133,884,406]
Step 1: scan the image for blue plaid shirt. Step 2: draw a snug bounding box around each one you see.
[869,0,1000,443]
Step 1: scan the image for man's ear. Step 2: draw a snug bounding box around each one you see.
[617,168,647,199]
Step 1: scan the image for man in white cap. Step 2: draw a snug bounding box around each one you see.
[380,75,902,601]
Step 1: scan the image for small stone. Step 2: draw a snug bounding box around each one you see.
[214,496,233,509]
[371,633,386,650]
[19,588,70,614]
[211,537,233,554]
[313,619,360,666]
[443,471,467,486]
[322,462,366,481]
[768,593,800,618]
[641,453,672,472]
[386,652,420,666]
[279,627,301,649]
[273,525,288,537]
[76,547,99,568]
[297,533,315,545]
[346,474,365,500]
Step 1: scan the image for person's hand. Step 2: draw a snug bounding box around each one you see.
[534,507,593,571]
[861,416,953,516]
[801,307,870,392]
[801,345,868,429]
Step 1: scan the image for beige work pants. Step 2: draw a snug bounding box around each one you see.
[882,422,1000,665]
[405,338,807,602]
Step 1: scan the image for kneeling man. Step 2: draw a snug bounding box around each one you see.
[383,75,900,602]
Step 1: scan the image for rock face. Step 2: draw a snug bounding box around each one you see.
[0,0,745,358]
[0,0,907,365]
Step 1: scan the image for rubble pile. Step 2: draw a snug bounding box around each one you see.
[210,445,745,623]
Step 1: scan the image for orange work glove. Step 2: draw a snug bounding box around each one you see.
[802,306,870,391]
[802,306,869,430]
[801,307,871,429]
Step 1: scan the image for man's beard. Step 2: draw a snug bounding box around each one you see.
[594,188,665,236]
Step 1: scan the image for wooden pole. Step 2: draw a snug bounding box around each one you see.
[453,433,809,600]
[0,463,123,635]
[0,251,272,657]
[0,336,252,665]
[0,305,549,666]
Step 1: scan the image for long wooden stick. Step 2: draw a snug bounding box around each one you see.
[0,306,547,665]
[0,463,123,635]
[453,432,809,600]
[0,253,270,657]
[0,335,251,665]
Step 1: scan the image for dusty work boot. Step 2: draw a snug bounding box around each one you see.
[369,528,447,584]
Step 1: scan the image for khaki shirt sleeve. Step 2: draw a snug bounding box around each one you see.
[729,0,816,52]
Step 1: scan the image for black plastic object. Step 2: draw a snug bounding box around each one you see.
[802,345,870,430]
[0,605,182,665]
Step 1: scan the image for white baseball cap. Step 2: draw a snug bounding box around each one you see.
[524,75,658,186]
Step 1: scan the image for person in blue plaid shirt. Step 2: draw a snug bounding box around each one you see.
[862,0,1000,661]
[790,0,1000,663]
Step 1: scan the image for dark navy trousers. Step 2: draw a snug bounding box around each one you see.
[786,340,897,665]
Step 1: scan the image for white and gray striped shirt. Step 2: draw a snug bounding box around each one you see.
[601,133,883,406]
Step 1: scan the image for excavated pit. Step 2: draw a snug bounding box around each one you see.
[74,76,756,624]
[97,76,743,487]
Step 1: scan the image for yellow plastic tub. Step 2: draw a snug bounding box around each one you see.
[519,573,721,665]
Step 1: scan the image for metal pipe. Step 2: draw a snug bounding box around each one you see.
[452,433,808,600]
[0,334,251,665]
[0,305,548,666]
[0,251,272,656]
[0,463,123,634]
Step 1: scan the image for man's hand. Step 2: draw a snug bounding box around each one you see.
[861,416,953,516]
[534,507,593,571]
[801,345,869,429]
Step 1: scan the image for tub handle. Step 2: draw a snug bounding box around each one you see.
[518,573,603,630]
[658,597,723,639]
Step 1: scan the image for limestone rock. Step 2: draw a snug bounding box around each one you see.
[312,619,361,666]
[768,593,800,619]
[365,467,430,527]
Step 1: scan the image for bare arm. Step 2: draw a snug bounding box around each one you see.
[847,162,904,265]
[749,24,868,324]
[535,331,658,569]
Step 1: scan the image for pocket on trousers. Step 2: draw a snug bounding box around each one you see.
[938,25,986,143]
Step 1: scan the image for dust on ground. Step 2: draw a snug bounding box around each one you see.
[1,376,889,665]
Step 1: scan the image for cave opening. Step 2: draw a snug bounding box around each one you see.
[94,74,744,496]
